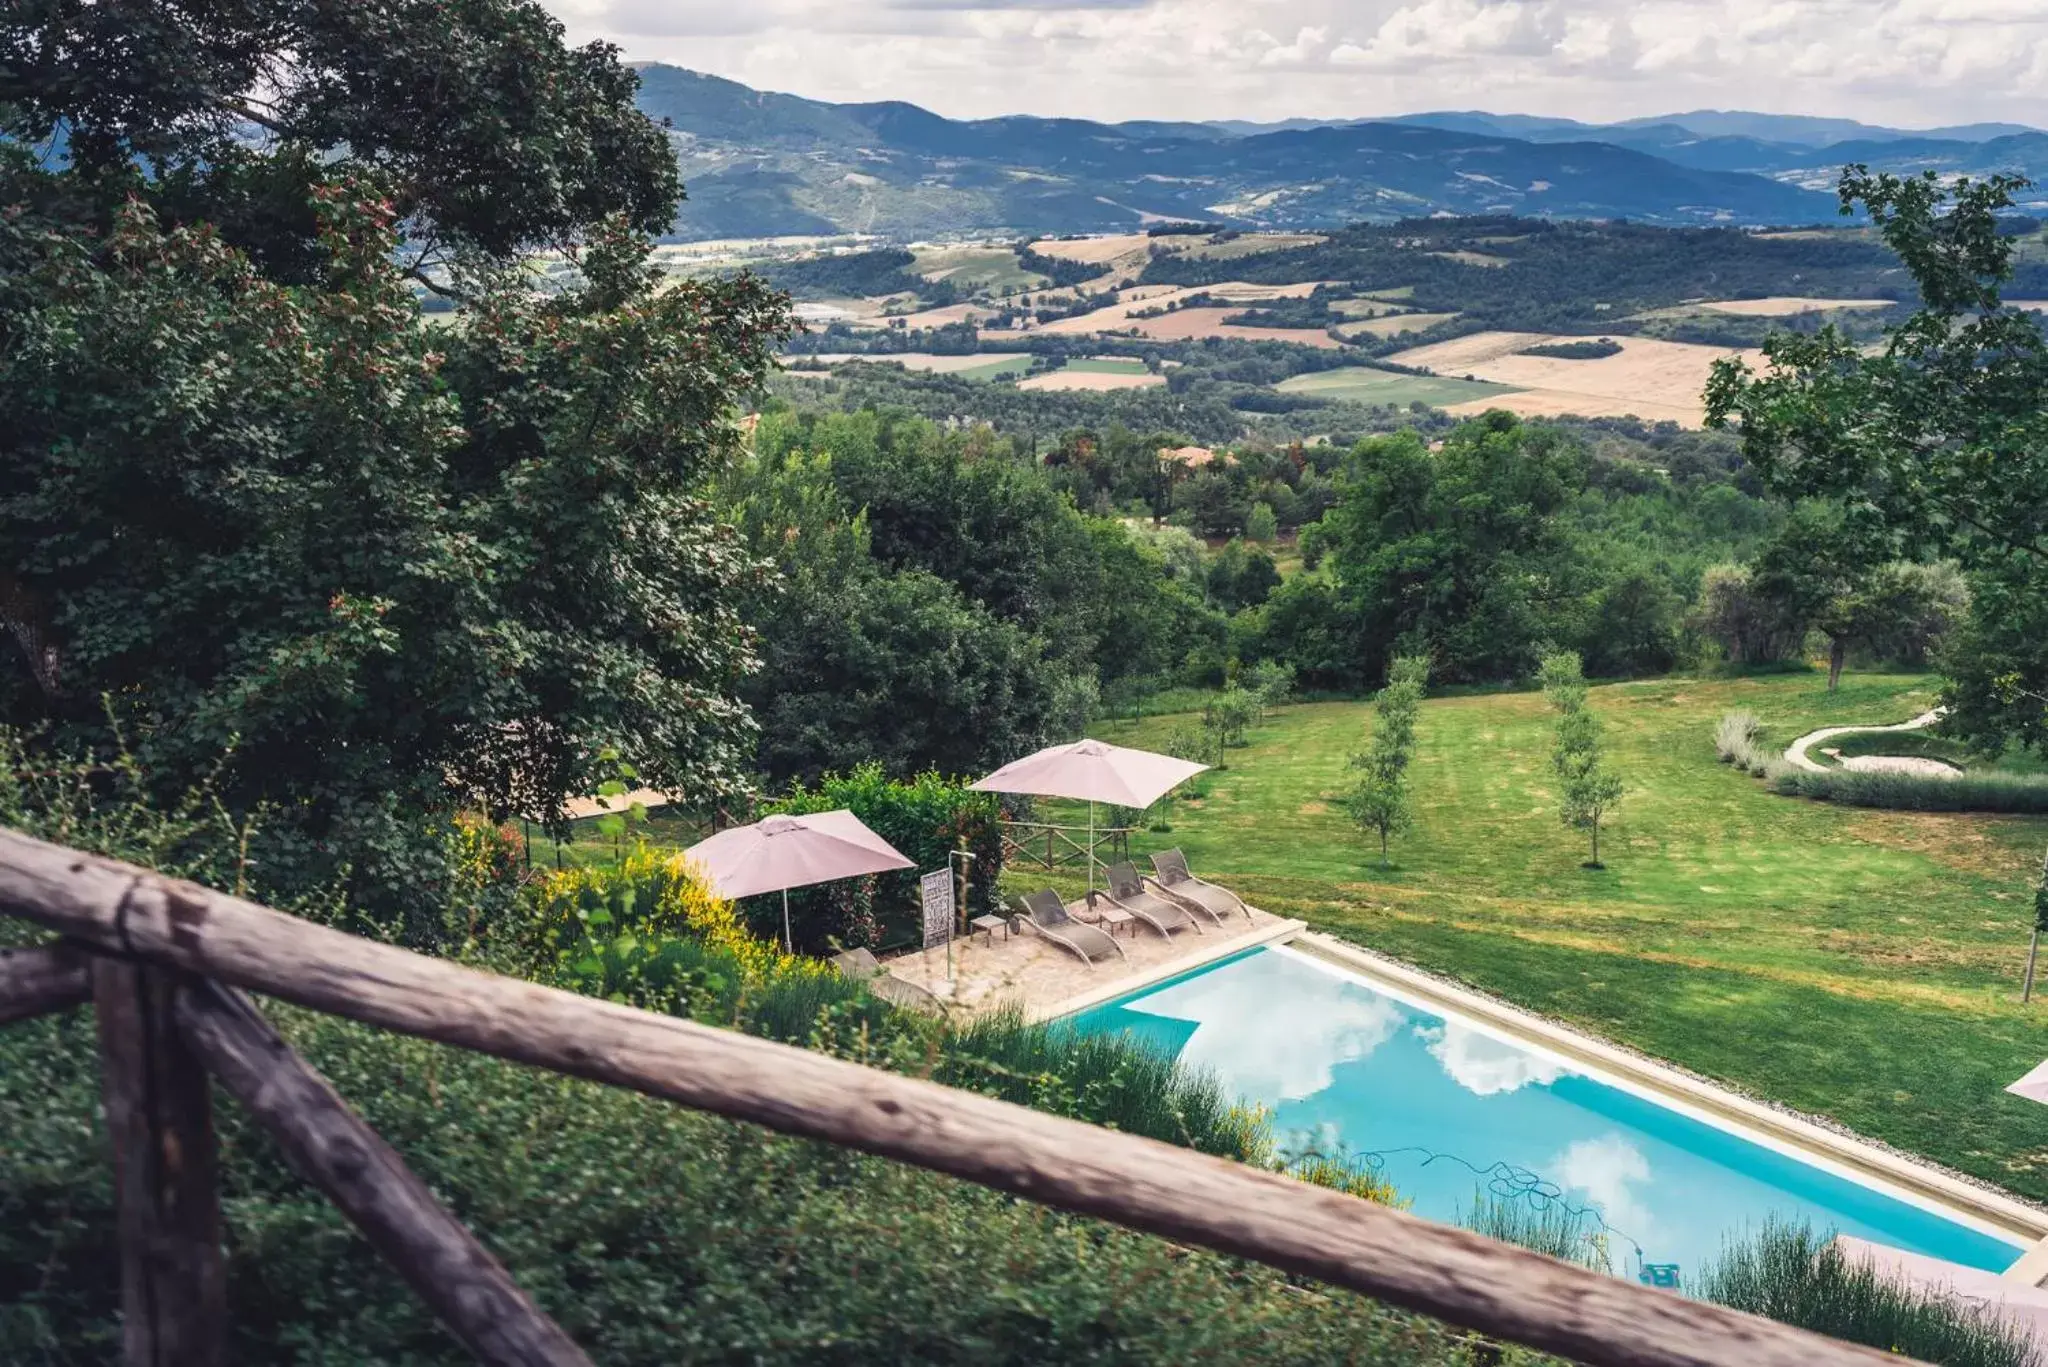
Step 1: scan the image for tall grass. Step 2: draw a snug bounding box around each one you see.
[1769,765,2048,813]
[1458,1191,1613,1274]
[1697,1221,2040,1367]
[1714,710,1785,779]
[576,931,1271,1161]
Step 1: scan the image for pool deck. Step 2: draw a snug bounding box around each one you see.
[879,900,1303,1020]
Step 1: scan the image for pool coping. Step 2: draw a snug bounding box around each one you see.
[1286,930,2048,1266]
[1027,916,1306,1024]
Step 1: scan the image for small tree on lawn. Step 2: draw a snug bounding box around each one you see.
[1540,651,1625,869]
[1346,655,1430,868]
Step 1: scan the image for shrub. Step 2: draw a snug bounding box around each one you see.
[0,1008,1516,1367]
[764,765,1007,949]
[1696,1220,2039,1367]
[1713,710,1784,778]
[1518,338,1623,360]
[1459,1192,1612,1274]
[1768,765,2048,813]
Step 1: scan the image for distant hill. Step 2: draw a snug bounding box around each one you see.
[632,67,1842,241]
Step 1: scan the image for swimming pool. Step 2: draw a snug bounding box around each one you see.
[1070,944,2026,1280]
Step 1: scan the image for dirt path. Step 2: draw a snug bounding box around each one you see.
[1783,711,1943,773]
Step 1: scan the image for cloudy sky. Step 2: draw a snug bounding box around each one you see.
[542,0,2048,129]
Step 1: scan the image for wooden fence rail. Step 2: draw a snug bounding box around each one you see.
[997,819,1134,872]
[0,827,1920,1367]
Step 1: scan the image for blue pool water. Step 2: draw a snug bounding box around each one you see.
[1071,946,2024,1279]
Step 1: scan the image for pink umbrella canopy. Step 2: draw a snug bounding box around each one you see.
[970,739,1208,809]
[2008,1059,2048,1106]
[684,810,915,901]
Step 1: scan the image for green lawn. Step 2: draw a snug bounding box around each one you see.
[957,354,1036,381]
[1062,673,2048,1206]
[1064,357,1152,375]
[1277,365,1521,409]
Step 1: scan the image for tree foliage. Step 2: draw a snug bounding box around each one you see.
[1540,651,1625,867]
[4,0,679,283]
[1346,655,1430,867]
[1707,169,2048,747]
[1,6,789,921]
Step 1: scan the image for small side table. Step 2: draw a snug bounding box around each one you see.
[1089,905,1134,938]
[971,913,1010,946]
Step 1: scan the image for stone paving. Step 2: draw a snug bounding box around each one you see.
[879,897,1295,1019]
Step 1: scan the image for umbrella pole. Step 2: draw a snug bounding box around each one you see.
[782,888,793,955]
[1088,799,1097,894]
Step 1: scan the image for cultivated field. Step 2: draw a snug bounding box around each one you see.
[1025,234,1153,270]
[1177,232,1327,261]
[1700,297,1893,316]
[1385,331,1763,426]
[1334,312,1461,340]
[1276,366,1519,408]
[886,302,1002,329]
[1072,674,2048,1208]
[1028,282,1345,348]
[1016,366,1166,391]
[910,244,1048,292]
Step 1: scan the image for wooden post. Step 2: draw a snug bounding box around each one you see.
[0,940,91,1025]
[173,981,590,1367]
[0,833,1919,1367]
[92,958,227,1367]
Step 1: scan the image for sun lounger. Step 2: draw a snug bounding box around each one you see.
[1018,889,1126,966]
[833,947,942,1012]
[1148,848,1248,925]
[1094,863,1201,938]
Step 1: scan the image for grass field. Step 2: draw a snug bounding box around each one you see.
[910,244,1046,292]
[1065,356,1151,375]
[1276,365,1521,408]
[1053,673,2048,1207]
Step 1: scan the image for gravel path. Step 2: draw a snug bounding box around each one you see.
[1783,710,1943,773]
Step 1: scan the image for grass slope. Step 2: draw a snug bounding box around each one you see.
[1277,365,1520,408]
[1081,673,2048,1207]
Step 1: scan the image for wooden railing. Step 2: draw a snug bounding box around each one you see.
[0,826,1920,1367]
[998,818,1134,872]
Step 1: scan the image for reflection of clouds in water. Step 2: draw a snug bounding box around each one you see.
[1554,1134,1655,1243]
[1129,969,1404,1102]
[1416,1022,1569,1097]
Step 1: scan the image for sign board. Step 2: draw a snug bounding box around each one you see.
[920,869,955,950]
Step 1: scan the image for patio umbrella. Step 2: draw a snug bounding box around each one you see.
[2008,1059,2048,1106]
[684,810,914,952]
[970,739,1208,891]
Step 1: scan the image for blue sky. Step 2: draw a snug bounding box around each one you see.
[543,0,2048,129]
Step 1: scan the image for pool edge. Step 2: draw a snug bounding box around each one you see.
[1028,917,1307,1024]
[1287,930,2048,1266]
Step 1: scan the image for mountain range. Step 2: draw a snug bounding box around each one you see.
[635,66,2048,242]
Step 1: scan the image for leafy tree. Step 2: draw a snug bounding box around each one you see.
[1707,170,2048,744]
[1691,564,1808,666]
[1325,415,1594,684]
[720,449,1064,786]
[1246,660,1296,718]
[1245,501,1280,544]
[3,0,677,287]
[1208,538,1282,612]
[1203,687,1261,755]
[0,178,786,927]
[1539,651,1625,868]
[1346,655,1429,867]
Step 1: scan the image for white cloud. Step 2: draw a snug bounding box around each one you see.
[1124,963,1405,1102]
[1553,1133,1656,1242]
[1416,1021,1570,1096]
[542,0,2048,128]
